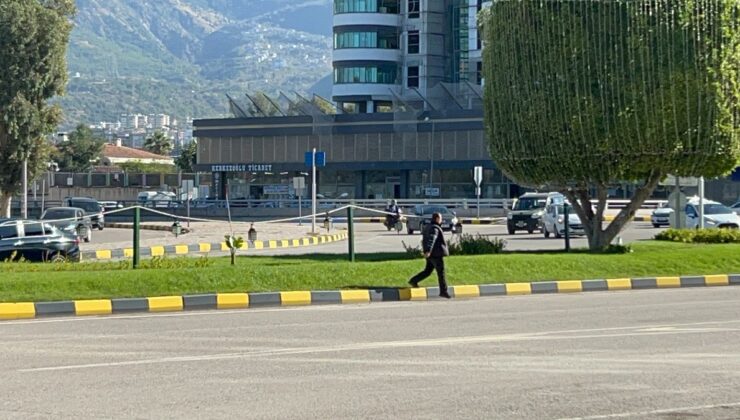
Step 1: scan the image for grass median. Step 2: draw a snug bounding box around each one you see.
[1,241,739,302]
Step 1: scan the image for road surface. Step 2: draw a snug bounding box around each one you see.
[2,287,739,419]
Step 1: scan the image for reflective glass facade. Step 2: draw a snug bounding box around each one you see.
[334,0,400,14]
[334,30,399,49]
[334,64,399,84]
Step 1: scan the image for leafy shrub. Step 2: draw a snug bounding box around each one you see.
[449,234,506,255]
[655,228,740,244]
[401,240,423,258]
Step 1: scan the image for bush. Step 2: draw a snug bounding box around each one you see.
[449,234,506,255]
[655,228,740,244]
[401,240,423,259]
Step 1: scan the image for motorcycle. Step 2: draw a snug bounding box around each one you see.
[384,211,404,233]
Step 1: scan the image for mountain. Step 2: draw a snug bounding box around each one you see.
[58,0,333,127]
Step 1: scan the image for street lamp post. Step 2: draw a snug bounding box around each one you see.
[424,116,435,193]
[22,159,28,219]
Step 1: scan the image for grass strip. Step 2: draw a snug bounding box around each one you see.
[1,241,739,302]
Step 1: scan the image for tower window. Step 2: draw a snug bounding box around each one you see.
[408,0,420,18]
[407,31,419,54]
[407,66,419,88]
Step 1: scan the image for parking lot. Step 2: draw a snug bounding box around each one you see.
[80,220,664,257]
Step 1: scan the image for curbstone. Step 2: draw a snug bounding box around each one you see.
[112,298,149,313]
[35,301,75,317]
[479,284,507,296]
[531,281,558,294]
[311,291,342,305]
[248,292,281,307]
[183,294,217,310]
[581,279,608,292]
[728,274,740,285]
[147,296,183,312]
[74,300,112,316]
[217,293,249,309]
[680,276,706,287]
[631,278,657,289]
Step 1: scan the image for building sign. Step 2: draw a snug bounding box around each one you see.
[210,164,273,173]
[263,185,290,195]
[425,187,440,197]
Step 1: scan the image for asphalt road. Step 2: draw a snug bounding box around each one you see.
[85,222,664,257]
[2,287,739,419]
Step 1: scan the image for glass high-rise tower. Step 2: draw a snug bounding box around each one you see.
[332,0,490,114]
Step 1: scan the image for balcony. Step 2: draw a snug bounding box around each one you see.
[333,48,402,64]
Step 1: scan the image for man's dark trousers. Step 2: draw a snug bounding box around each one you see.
[410,256,448,293]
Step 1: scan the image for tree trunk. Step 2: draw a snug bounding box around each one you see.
[563,171,664,252]
[0,192,11,218]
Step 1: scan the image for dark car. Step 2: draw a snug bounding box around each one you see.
[0,219,80,263]
[406,205,460,235]
[40,207,94,243]
[63,197,104,230]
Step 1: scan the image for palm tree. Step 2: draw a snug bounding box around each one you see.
[143,131,173,156]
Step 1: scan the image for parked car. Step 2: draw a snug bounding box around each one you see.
[40,207,94,243]
[651,203,674,228]
[542,203,585,238]
[0,219,80,262]
[406,205,459,235]
[63,197,104,230]
[685,199,740,229]
[100,201,124,213]
[507,192,564,234]
[732,201,740,215]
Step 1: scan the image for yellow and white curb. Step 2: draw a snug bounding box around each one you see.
[83,232,348,261]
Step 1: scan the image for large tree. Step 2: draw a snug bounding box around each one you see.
[144,131,173,156]
[54,124,105,172]
[175,140,197,172]
[482,0,740,250]
[0,0,75,217]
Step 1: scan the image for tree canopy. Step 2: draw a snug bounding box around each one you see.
[54,124,105,172]
[482,0,740,249]
[144,131,173,156]
[0,0,75,216]
[175,140,197,172]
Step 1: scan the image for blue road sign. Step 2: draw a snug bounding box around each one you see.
[305,151,326,167]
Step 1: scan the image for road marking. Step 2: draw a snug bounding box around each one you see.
[559,401,740,419]
[19,324,740,373]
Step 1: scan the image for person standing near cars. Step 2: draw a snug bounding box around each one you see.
[408,212,451,298]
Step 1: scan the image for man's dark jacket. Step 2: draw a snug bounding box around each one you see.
[421,223,448,257]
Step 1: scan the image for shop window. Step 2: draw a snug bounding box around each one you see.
[407,30,419,54]
[407,66,419,88]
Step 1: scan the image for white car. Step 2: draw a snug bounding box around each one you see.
[685,201,740,229]
[731,201,740,215]
[651,205,674,228]
[542,203,585,238]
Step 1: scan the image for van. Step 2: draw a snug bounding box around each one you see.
[507,192,564,234]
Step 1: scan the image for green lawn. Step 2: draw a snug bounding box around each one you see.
[1,241,739,302]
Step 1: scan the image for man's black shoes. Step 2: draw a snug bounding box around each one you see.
[439,291,451,299]
[408,280,419,288]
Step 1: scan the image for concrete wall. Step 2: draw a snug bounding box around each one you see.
[46,187,158,202]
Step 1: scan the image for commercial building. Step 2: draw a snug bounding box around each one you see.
[193,0,511,201]
[332,0,489,113]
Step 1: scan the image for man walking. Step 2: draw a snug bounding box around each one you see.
[408,212,451,298]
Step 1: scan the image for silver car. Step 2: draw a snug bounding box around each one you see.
[406,205,459,235]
